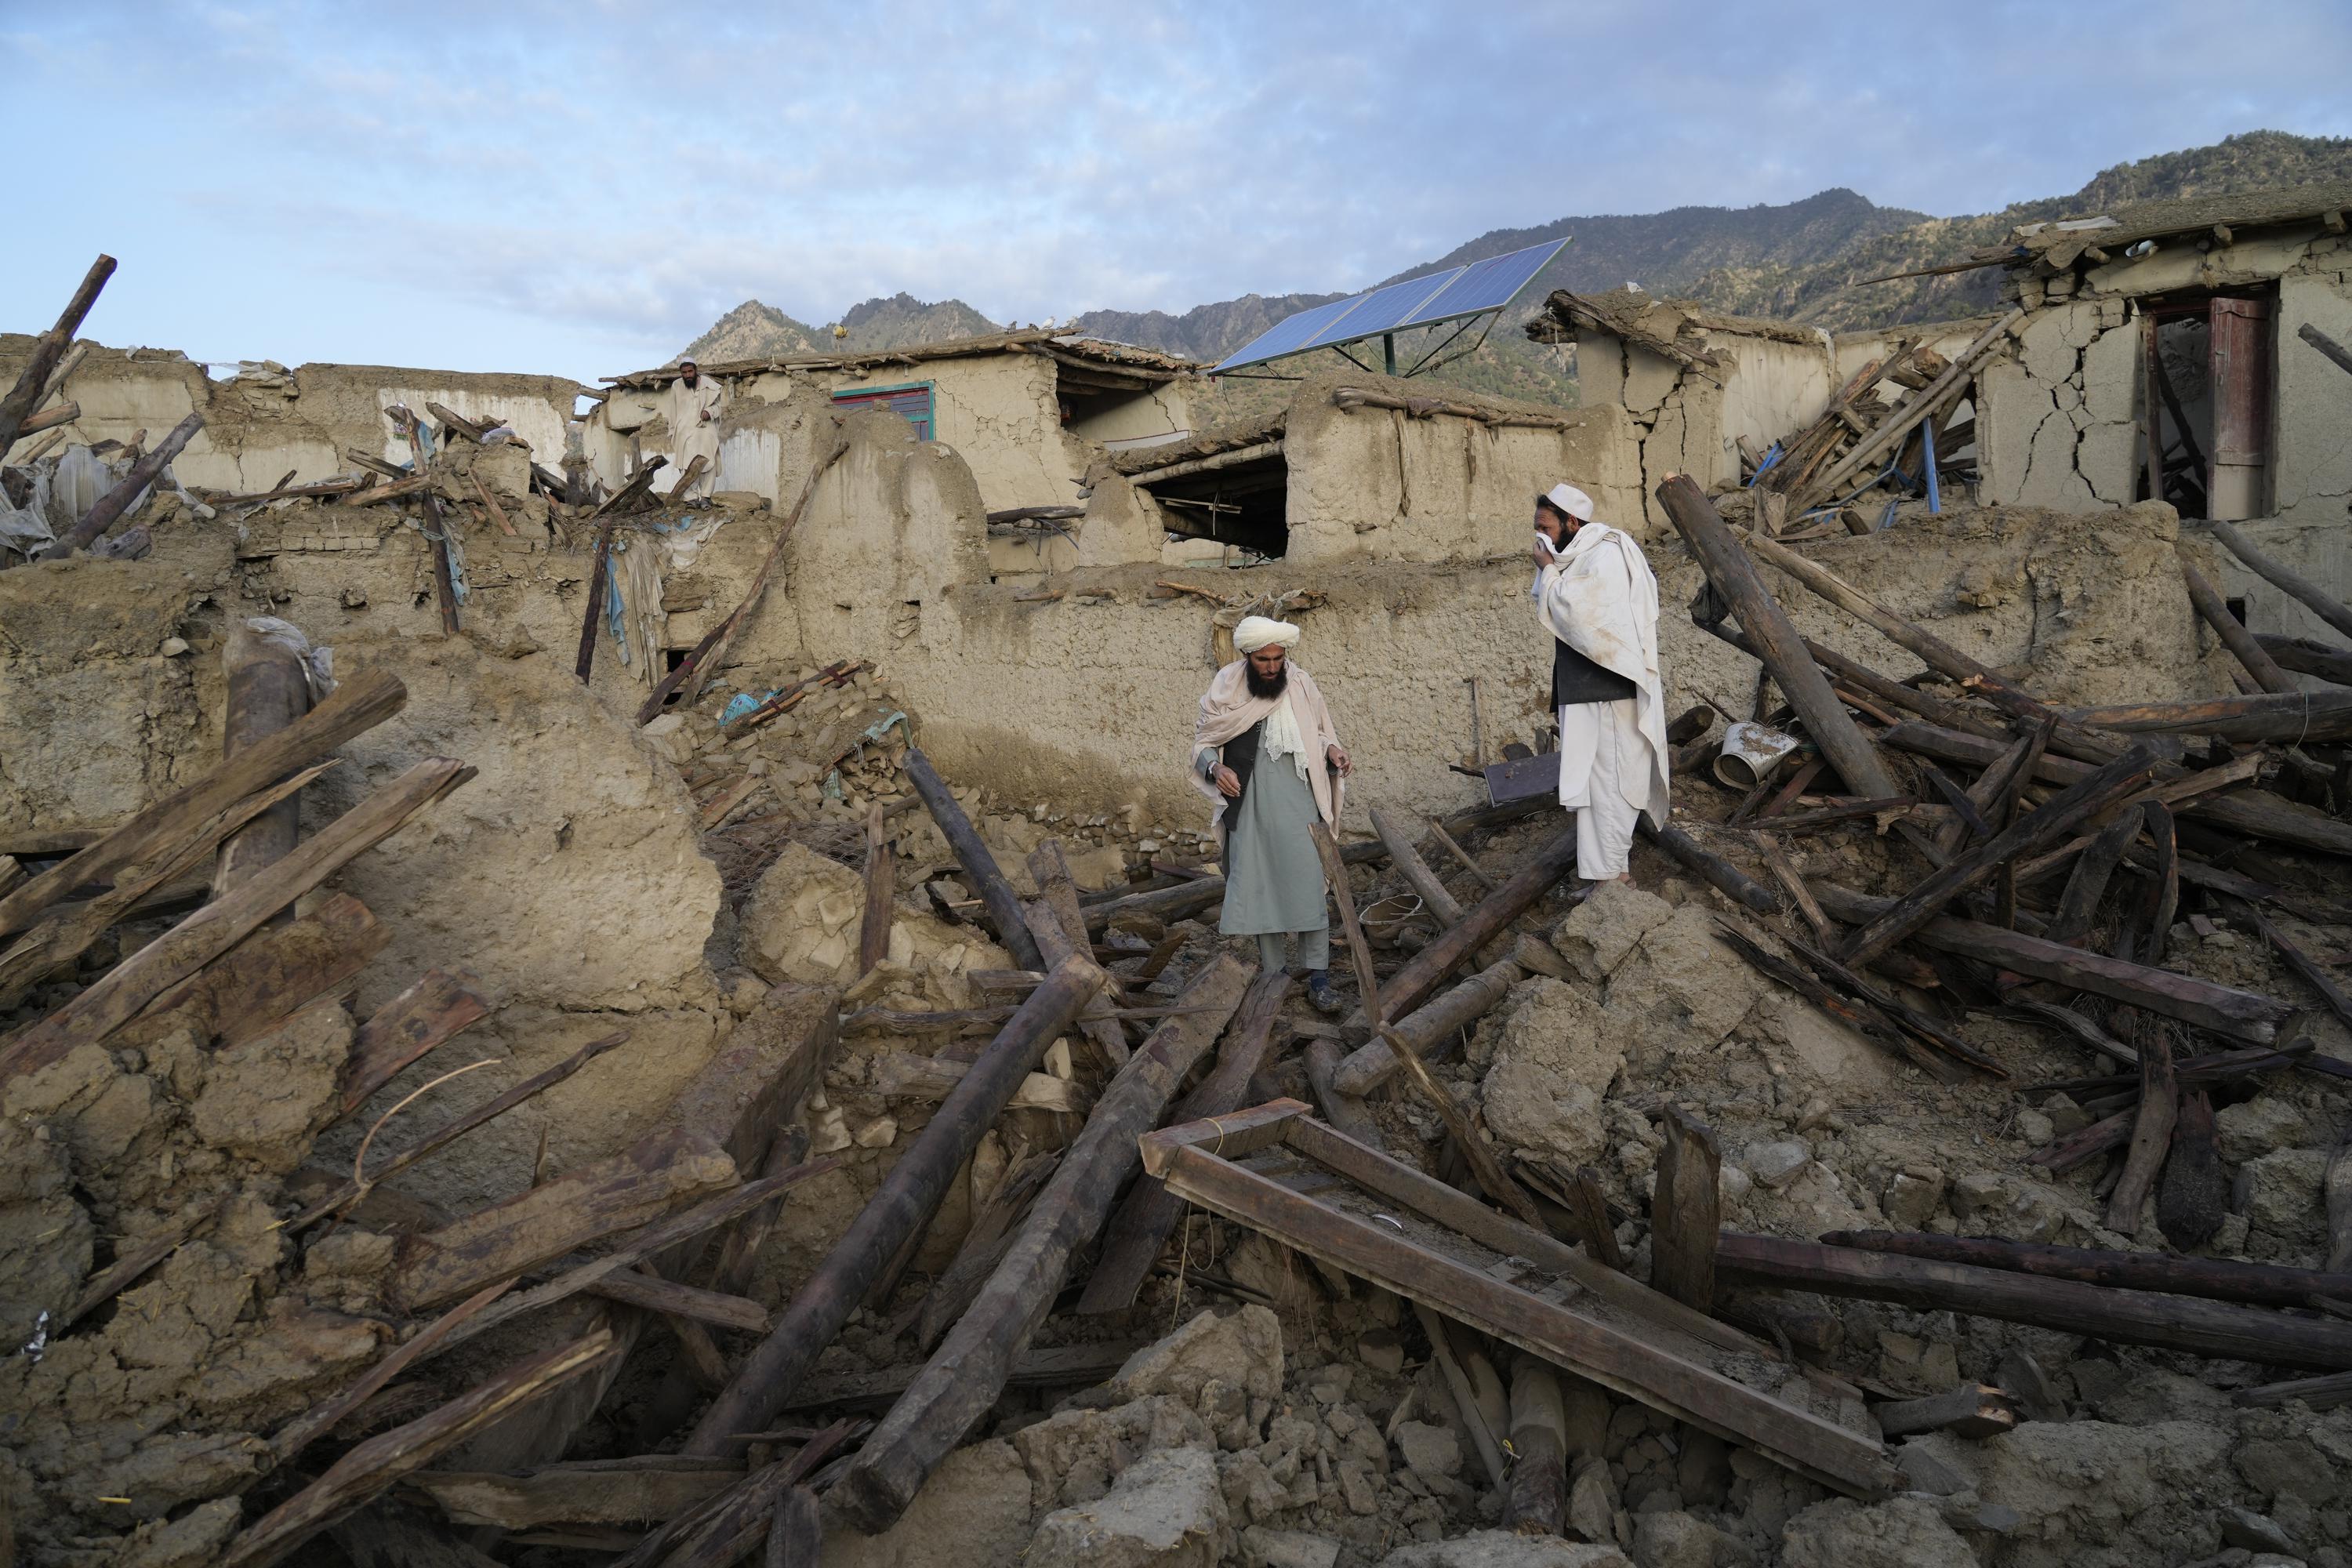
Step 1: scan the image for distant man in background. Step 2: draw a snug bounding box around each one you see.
[1531,482,1669,883]
[1192,615,1353,1012]
[667,358,723,502]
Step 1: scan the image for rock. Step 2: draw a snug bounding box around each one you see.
[1014,1396,1215,1511]
[1675,1432,1731,1508]
[1554,882,1676,982]
[852,1115,898,1149]
[1882,1167,1944,1228]
[1395,1421,1462,1480]
[1242,1526,1343,1568]
[1380,1529,1633,1568]
[816,1439,1037,1568]
[2235,1435,2344,1507]
[1907,1419,2234,1559]
[1631,1510,1734,1568]
[2216,1096,2312,1163]
[1482,1057,1606,1170]
[1359,1327,1406,1375]
[1598,906,1770,1074]
[158,636,189,657]
[1741,1140,1812,1189]
[2013,1108,2055,1146]
[1893,1442,1969,1497]
[1109,1305,1284,1410]
[2241,1149,2329,1243]
[1568,1454,1621,1544]
[2220,1506,2299,1555]
[1473,979,1618,1091]
[1780,1497,1977,1568]
[1029,1446,1230,1568]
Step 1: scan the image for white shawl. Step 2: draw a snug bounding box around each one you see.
[1534,521,1671,821]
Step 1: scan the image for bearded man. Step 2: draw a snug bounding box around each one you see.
[1191,615,1353,1013]
[666,358,724,501]
[1531,482,1670,883]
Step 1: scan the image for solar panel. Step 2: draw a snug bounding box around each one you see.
[1213,237,1570,374]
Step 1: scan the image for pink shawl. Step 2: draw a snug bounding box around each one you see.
[1190,660,1345,844]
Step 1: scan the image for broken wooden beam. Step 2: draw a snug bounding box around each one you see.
[1371,806,1465,925]
[1835,745,2159,966]
[0,666,406,941]
[1640,821,1782,913]
[2104,1024,2179,1236]
[223,1330,618,1568]
[1330,953,1523,1097]
[584,1269,769,1333]
[1882,719,2352,858]
[576,520,616,683]
[399,1457,745,1532]
[1657,474,1899,800]
[2259,632,2352,686]
[1872,1383,2018,1440]
[0,253,113,456]
[1346,824,1580,1040]
[390,1127,741,1311]
[43,410,204,559]
[858,802,893,975]
[1809,880,2292,1044]
[0,755,469,1082]
[1717,1232,2352,1368]
[1651,1107,1722,1313]
[1077,967,1294,1313]
[1817,1229,2352,1310]
[2183,559,2296,695]
[829,955,1256,1532]
[336,968,490,1115]
[905,745,1044,970]
[2062,688,2352,746]
[682,952,1106,1454]
[1504,1354,1569,1535]
[2208,519,2352,644]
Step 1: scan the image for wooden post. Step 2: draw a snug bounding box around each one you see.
[681,953,1105,1454]
[1026,840,1126,1068]
[829,956,1255,1533]
[1835,746,2158,966]
[1305,1038,1383,1147]
[212,621,314,910]
[1566,1167,1623,1270]
[1639,821,1782,914]
[1345,825,1580,1039]
[1651,1107,1721,1312]
[1717,1232,2352,1368]
[2183,560,2295,693]
[2105,1025,2179,1236]
[2209,519,2352,644]
[1654,474,1899,800]
[1078,967,1294,1314]
[905,746,1044,971]
[2049,809,2141,946]
[858,803,893,975]
[1311,822,1380,1020]
[576,521,615,681]
[1504,1354,1569,1536]
[0,254,113,456]
[40,410,203,559]
[1330,955,1524,1097]
[1370,807,1465,925]
[1817,1229,2352,1308]
[418,490,461,635]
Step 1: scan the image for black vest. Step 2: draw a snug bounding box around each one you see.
[1552,636,1635,709]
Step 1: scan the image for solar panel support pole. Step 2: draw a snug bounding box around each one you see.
[1384,334,1397,376]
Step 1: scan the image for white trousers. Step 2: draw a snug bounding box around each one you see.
[1558,699,1645,879]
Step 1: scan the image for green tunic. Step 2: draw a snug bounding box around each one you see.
[1206,725,1330,938]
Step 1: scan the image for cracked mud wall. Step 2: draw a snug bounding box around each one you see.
[0,533,730,1218]
[0,336,583,493]
[1281,375,1646,561]
[1978,299,2145,510]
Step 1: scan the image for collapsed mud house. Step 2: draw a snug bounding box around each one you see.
[1,172,2350,1568]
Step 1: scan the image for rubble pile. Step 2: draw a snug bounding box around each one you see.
[5,251,2352,1568]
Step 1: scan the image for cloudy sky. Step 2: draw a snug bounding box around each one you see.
[5,2,2348,383]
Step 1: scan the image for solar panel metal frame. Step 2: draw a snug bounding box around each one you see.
[1213,237,1570,374]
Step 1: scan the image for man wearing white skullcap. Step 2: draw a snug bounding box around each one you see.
[1531,483,1670,881]
[1191,615,1354,1011]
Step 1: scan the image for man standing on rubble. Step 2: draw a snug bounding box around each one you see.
[1532,482,1669,883]
[1192,615,1353,1013]
[667,358,724,502]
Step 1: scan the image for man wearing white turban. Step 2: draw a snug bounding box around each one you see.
[1191,615,1354,1012]
[1531,483,1670,881]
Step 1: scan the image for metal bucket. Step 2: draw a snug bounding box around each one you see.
[1713,720,1802,790]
